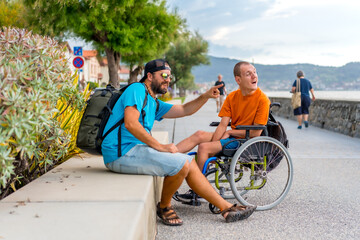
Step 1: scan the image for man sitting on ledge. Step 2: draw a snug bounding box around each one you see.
[101,59,256,226]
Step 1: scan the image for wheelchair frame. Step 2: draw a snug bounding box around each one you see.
[178,103,293,212]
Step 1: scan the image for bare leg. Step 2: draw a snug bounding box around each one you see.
[159,161,190,225]
[303,114,309,121]
[219,95,224,110]
[160,161,189,207]
[176,131,213,153]
[296,115,302,126]
[185,160,233,213]
[197,141,223,171]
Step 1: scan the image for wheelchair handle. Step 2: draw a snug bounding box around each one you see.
[270,102,281,108]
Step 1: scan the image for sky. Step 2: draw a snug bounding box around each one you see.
[165,0,360,67]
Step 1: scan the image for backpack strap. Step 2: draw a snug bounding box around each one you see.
[116,83,149,157]
[155,98,159,113]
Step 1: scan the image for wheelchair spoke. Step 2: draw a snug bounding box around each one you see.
[229,136,293,210]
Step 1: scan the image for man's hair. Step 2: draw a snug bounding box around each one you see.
[233,61,250,77]
[297,70,304,78]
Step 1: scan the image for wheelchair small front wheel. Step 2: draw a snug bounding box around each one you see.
[229,136,293,211]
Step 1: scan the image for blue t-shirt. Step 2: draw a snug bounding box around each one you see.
[292,78,313,97]
[101,83,172,164]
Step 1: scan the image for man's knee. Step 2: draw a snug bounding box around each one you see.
[178,160,190,177]
[198,142,209,153]
[192,130,211,143]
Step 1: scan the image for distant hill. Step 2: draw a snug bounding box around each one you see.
[191,56,360,91]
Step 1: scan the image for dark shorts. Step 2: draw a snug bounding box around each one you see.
[294,96,311,115]
[220,137,241,149]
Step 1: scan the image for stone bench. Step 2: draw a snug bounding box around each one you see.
[0,131,168,240]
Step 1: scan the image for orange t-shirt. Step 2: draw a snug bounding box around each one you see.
[219,88,270,130]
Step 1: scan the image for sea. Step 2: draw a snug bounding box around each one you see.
[265,91,360,102]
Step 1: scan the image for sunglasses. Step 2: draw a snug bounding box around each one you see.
[159,72,173,81]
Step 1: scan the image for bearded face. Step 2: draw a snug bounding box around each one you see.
[150,71,171,94]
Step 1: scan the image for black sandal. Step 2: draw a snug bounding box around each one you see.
[221,204,256,223]
[156,203,183,226]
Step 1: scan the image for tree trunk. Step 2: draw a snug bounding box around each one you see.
[179,88,186,97]
[105,47,120,88]
[170,77,181,89]
[129,64,144,84]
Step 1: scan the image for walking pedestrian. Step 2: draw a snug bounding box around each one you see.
[291,70,316,129]
[215,74,227,112]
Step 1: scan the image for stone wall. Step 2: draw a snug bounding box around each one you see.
[268,97,360,138]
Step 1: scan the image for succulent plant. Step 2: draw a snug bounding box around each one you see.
[0,27,85,197]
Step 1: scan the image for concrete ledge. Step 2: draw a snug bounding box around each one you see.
[0,131,168,240]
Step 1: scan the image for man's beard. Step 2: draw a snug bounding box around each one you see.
[151,81,168,94]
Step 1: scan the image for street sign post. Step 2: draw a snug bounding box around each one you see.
[73,57,84,69]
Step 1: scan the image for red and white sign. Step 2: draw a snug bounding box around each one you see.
[73,57,84,69]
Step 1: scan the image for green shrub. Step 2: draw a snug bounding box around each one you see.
[158,92,172,102]
[87,81,99,90]
[0,27,84,198]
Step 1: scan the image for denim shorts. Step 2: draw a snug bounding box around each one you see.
[105,144,193,177]
[220,137,241,149]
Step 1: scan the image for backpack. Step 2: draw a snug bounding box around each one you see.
[76,82,152,156]
[261,112,289,171]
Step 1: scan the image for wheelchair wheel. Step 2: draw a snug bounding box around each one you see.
[229,136,293,211]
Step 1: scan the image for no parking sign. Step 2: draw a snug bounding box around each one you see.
[73,57,84,69]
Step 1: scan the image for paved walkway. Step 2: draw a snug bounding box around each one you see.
[153,95,360,240]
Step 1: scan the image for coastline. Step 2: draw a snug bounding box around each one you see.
[265,91,360,101]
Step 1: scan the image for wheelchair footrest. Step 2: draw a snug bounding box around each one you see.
[172,190,202,206]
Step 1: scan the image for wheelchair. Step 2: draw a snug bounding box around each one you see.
[173,103,293,212]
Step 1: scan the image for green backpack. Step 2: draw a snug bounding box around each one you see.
[76,82,151,156]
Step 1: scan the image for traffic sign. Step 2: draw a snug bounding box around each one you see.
[74,47,83,56]
[73,57,84,68]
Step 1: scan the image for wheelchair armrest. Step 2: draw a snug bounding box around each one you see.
[235,125,266,140]
[235,125,266,130]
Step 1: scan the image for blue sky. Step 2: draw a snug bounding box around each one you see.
[166,0,360,66]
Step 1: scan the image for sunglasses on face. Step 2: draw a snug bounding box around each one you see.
[159,72,173,81]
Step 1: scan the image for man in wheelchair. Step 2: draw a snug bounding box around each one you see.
[176,61,271,202]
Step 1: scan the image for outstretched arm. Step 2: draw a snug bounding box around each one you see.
[162,84,223,119]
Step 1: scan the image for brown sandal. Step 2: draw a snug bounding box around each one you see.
[221,204,256,223]
[156,203,183,226]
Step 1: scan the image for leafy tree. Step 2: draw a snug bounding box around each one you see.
[0,0,28,28]
[24,0,181,87]
[165,31,209,95]
[121,1,182,83]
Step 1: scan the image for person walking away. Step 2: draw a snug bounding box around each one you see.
[291,70,316,129]
[215,74,227,112]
